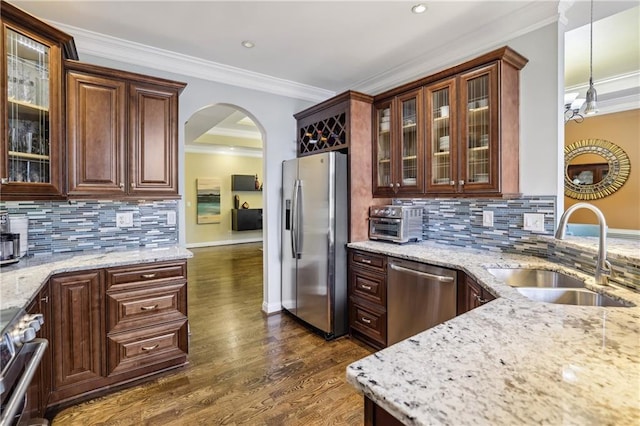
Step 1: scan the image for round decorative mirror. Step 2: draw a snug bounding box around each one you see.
[564,138,631,200]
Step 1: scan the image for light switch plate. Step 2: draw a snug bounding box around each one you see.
[116,212,133,228]
[167,211,176,226]
[523,213,545,232]
[482,210,494,227]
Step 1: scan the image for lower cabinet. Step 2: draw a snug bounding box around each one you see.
[50,270,105,403]
[26,285,52,420]
[41,259,188,409]
[457,273,496,315]
[348,250,387,349]
[348,249,496,349]
[364,396,404,426]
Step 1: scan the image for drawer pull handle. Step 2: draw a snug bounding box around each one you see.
[361,317,371,324]
[475,295,488,304]
[141,273,157,279]
[140,304,159,311]
[361,284,372,290]
[141,344,159,351]
[360,259,372,264]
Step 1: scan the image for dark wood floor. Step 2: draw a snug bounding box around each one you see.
[52,243,373,425]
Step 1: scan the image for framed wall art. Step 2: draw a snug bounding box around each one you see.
[196,178,221,224]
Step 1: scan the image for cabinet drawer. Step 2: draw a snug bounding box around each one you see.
[350,250,386,271]
[107,319,188,376]
[106,261,187,291]
[107,282,187,333]
[350,268,386,306]
[350,302,386,347]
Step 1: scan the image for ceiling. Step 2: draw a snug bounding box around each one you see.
[10,0,639,147]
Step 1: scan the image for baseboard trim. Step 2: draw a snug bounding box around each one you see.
[186,238,263,248]
[262,301,282,315]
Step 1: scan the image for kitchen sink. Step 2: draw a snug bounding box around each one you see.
[515,288,628,307]
[487,267,633,307]
[486,268,585,288]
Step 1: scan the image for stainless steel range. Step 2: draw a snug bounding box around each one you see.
[0,307,48,426]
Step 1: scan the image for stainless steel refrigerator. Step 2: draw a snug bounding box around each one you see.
[281,151,348,339]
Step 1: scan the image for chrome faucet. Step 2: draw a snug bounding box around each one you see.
[555,202,611,285]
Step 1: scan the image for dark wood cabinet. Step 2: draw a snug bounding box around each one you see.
[372,46,528,198]
[364,396,404,426]
[373,88,424,197]
[0,1,77,200]
[66,68,127,196]
[49,270,105,403]
[43,259,188,409]
[457,273,496,315]
[26,284,52,419]
[348,250,387,349]
[65,60,185,199]
[104,261,188,378]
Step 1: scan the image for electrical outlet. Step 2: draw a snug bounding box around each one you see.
[482,210,494,227]
[523,213,545,232]
[116,212,133,228]
[167,211,176,226]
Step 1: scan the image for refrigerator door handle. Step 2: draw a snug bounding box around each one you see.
[296,180,304,255]
[291,180,299,259]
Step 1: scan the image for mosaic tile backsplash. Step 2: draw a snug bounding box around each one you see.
[393,196,556,256]
[0,200,178,256]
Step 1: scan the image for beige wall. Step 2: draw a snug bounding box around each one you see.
[185,152,264,245]
[564,109,640,229]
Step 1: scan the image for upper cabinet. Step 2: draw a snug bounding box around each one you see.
[0,1,78,200]
[373,46,528,198]
[373,88,424,196]
[65,61,186,199]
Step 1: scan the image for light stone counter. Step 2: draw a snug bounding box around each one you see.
[0,245,193,311]
[346,240,640,425]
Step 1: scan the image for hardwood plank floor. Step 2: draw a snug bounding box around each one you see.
[52,243,373,425]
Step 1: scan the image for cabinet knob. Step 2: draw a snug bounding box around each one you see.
[450,180,455,186]
[0,178,7,184]
[40,296,49,304]
[120,183,124,188]
[130,183,135,188]
[459,180,465,186]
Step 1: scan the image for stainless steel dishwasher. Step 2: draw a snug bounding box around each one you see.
[387,258,457,345]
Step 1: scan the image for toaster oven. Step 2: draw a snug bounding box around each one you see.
[368,205,423,243]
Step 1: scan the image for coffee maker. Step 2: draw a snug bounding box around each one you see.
[0,210,20,266]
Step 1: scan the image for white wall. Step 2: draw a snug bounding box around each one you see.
[504,23,562,197]
[79,53,313,314]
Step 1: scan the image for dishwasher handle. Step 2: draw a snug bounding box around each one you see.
[389,263,454,282]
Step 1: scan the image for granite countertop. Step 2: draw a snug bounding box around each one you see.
[0,245,193,311]
[346,240,640,425]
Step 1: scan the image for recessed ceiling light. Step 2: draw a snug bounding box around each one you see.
[411,3,427,14]
[241,40,255,48]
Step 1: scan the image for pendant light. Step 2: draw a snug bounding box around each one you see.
[583,0,598,115]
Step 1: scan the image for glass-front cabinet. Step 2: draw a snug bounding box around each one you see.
[425,79,456,193]
[373,89,423,196]
[459,64,498,193]
[1,3,76,200]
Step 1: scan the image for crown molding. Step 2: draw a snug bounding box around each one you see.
[50,21,335,103]
[205,127,262,140]
[349,1,560,95]
[185,143,263,158]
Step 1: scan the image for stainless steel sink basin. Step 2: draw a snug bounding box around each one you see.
[486,268,585,288]
[486,267,632,307]
[515,288,628,307]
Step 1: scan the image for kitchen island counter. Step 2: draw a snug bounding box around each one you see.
[0,245,193,311]
[346,240,640,425]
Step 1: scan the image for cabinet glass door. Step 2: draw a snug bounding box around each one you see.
[399,96,418,187]
[465,73,490,184]
[429,85,452,187]
[375,105,392,188]
[5,28,51,184]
